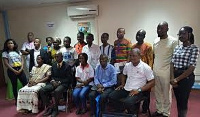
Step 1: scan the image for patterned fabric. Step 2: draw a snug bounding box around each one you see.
[2,51,22,67]
[74,42,87,55]
[114,39,132,63]
[132,42,153,68]
[100,44,114,62]
[172,44,199,68]
[17,64,51,113]
[60,46,78,66]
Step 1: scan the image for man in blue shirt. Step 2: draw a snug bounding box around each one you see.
[89,54,117,117]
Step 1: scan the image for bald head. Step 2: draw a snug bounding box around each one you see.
[157,21,169,39]
[136,29,146,44]
[100,54,108,68]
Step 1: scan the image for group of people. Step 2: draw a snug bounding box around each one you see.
[2,21,199,117]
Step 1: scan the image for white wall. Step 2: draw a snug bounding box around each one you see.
[5,0,200,79]
[0,13,6,49]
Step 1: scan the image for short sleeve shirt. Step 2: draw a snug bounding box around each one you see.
[2,51,22,67]
[123,61,154,91]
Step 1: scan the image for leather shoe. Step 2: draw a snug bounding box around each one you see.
[51,109,58,117]
[152,111,163,117]
[43,107,52,116]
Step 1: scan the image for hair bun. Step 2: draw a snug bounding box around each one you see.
[183,26,193,33]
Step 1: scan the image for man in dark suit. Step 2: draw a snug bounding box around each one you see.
[39,52,72,117]
[29,38,51,72]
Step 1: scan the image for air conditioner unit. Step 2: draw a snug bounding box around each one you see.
[67,5,98,19]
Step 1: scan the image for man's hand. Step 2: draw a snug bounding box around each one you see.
[129,90,138,96]
[76,83,83,88]
[115,85,124,90]
[97,84,104,89]
[97,87,104,93]
[50,80,60,87]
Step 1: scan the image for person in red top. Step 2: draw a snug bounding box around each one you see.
[74,32,87,55]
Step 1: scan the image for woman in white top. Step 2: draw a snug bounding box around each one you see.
[72,53,94,115]
[2,39,28,104]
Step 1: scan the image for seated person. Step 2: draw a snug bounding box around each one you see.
[89,54,117,117]
[108,48,155,115]
[17,55,51,114]
[72,53,94,115]
[39,52,72,117]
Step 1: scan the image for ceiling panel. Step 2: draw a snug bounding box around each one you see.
[0,0,88,10]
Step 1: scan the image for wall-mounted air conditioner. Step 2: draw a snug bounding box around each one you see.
[67,4,98,19]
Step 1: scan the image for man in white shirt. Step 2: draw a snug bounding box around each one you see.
[21,32,35,70]
[153,21,178,117]
[82,34,101,69]
[109,48,155,115]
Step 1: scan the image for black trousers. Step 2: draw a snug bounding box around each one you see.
[109,89,143,114]
[173,69,194,117]
[39,83,67,108]
[89,87,114,114]
[7,67,27,101]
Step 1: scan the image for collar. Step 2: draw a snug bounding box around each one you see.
[57,61,64,68]
[131,60,142,68]
[100,64,109,70]
[80,63,89,70]
[34,46,41,51]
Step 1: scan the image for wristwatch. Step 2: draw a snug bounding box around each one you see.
[137,88,142,93]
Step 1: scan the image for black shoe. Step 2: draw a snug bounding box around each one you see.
[43,107,53,116]
[142,110,147,114]
[51,110,58,117]
[152,111,163,117]
[76,109,81,115]
[162,115,169,117]
[80,108,87,114]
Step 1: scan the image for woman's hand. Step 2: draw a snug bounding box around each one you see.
[170,79,178,88]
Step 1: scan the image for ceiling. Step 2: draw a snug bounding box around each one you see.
[0,0,88,10]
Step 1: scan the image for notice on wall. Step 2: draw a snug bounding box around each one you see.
[46,22,55,29]
[77,22,91,36]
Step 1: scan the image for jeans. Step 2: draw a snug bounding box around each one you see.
[89,87,114,114]
[72,85,91,109]
[7,67,27,101]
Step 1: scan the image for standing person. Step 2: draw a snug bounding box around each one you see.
[170,26,199,117]
[2,39,28,104]
[153,21,178,117]
[29,38,51,72]
[40,52,72,117]
[74,32,87,55]
[82,33,101,69]
[100,33,114,63]
[73,53,94,115]
[20,32,35,71]
[51,38,62,64]
[43,37,54,53]
[60,36,78,67]
[132,29,153,114]
[113,28,132,87]
[89,54,117,117]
